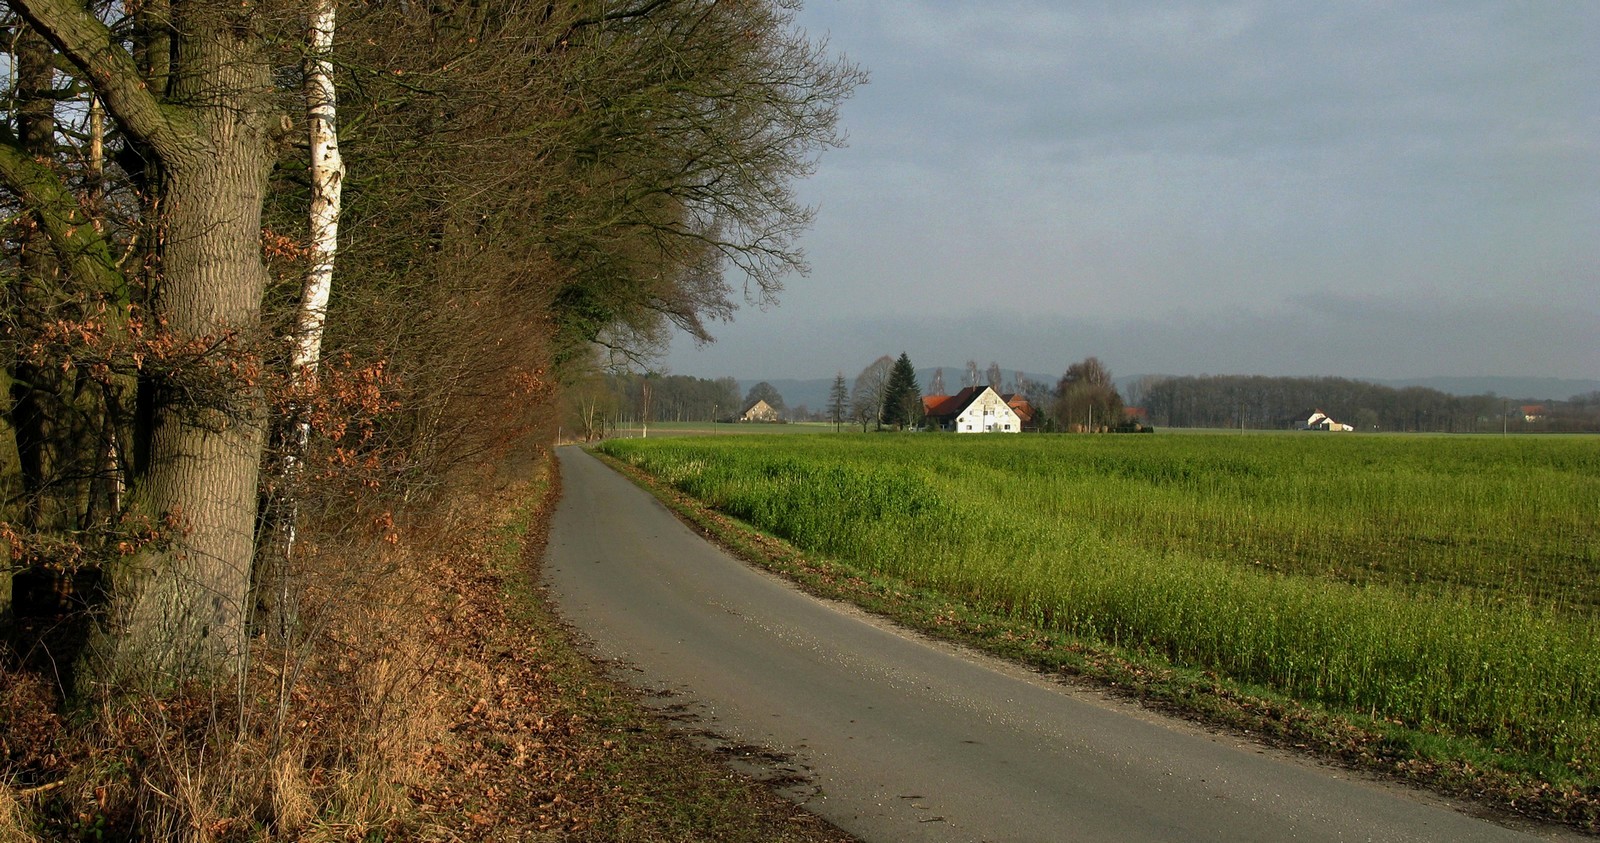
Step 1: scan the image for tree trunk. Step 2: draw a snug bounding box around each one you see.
[9,23,66,534]
[103,9,276,682]
[4,24,68,632]
[258,0,344,641]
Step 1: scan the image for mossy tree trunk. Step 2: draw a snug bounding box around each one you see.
[8,0,279,681]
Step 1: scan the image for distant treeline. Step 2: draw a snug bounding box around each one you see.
[1137,375,1600,432]
[566,373,744,433]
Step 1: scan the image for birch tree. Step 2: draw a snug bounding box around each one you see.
[295,0,342,395]
[851,355,893,431]
[257,0,345,641]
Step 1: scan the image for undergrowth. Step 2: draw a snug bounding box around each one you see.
[2,448,855,842]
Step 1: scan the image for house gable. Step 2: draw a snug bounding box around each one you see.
[923,386,1023,433]
[740,399,780,423]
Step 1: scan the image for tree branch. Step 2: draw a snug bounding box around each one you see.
[7,0,194,159]
[0,133,127,302]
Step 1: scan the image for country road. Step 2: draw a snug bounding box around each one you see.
[542,446,1573,843]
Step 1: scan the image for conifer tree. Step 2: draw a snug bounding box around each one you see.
[828,372,849,431]
[883,353,923,430]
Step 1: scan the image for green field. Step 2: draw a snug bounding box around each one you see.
[596,432,1600,781]
[575,421,837,441]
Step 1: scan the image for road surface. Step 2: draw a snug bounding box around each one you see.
[542,446,1572,843]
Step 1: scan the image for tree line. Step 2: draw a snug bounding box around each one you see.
[1137,375,1600,432]
[563,372,743,438]
[829,353,1134,433]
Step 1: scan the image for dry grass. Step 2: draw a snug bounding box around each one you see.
[3,444,856,841]
[0,493,472,840]
[0,783,39,843]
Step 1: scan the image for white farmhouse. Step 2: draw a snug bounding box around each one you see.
[922,386,1025,433]
[739,399,781,423]
[1297,409,1354,432]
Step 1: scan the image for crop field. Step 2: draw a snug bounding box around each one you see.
[596,433,1600,777]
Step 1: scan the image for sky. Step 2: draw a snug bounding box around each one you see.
[661,1,1599,383]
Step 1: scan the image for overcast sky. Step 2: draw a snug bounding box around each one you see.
[662,1,1598,383]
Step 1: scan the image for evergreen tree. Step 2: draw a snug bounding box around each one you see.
[828,372,849,432]
[883,353,923,430]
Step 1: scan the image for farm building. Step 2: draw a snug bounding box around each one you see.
[1297,410,1354,431]
[739,399,781,423]
[923,386,1025,433]
[1003,393,1038,430]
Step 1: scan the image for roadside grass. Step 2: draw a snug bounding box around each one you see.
[597,421,838,439]
[594,433,1600,832]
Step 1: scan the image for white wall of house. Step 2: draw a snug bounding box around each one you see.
[956,389,1023,433]
[1300,411,1353,432]
[742,400,780,422]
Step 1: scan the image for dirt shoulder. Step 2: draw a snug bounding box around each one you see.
[406,455,856,842]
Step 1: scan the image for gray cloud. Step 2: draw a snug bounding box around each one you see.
[665,1,1599,382]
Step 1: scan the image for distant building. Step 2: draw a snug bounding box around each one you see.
[1002,393,1039,431]
[1521,404,1547,423]
[922,386,1025,433]
[739,399,781,423]
[1296,409,1354,432]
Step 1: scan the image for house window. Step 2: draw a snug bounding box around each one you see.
[965,424,973,431]
[1004,424,1011,430]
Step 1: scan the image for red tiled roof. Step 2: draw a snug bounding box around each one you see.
[1001,393,1035,423]
[923,386,984,419]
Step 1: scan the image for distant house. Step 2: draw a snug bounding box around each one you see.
[1297,409,1354,432]
[1003,393,1039,431]
[1521,404,1547,423]
[922,386,1025,433]
[739,399,781,423]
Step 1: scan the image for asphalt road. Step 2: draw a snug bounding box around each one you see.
[542,446,1574,843]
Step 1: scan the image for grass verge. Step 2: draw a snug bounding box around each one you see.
[594,449,1600,834]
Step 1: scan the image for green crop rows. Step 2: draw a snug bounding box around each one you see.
[596,433,1600,776]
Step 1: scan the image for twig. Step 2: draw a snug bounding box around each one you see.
[17,779,67,798]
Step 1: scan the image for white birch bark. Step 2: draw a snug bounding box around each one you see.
[269,0,343,638]
[296,0,343,386]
